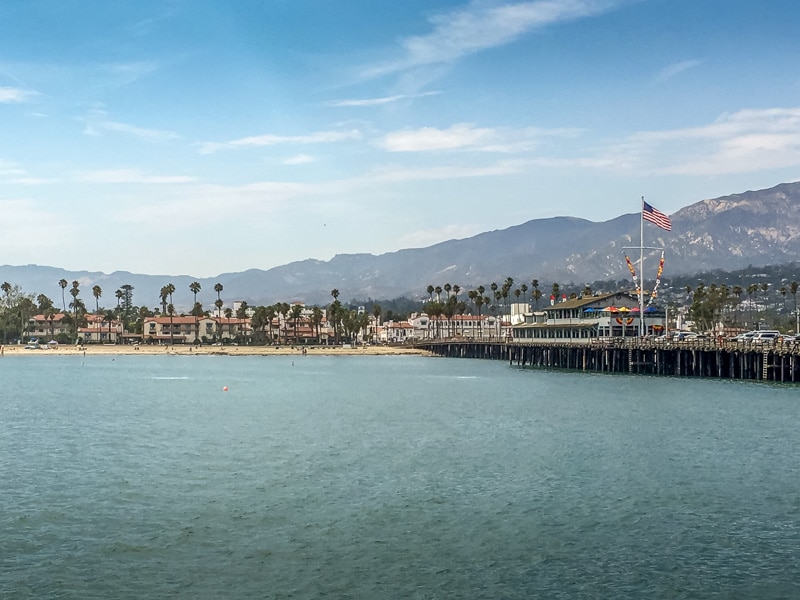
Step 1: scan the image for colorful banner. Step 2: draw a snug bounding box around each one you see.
[624,254,641,296]
[624,252,665,308]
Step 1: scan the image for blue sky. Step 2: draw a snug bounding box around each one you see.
[1,0,799,277]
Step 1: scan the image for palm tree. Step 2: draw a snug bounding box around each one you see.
[37,294,53,312]
[92,285,102,313]
[731,285,743,326]
[236,301,249,343]
[190,281,201,342]
[265,305,277,344]
[44,307,56,340]
[746,283,758,327]
[160,283,176,345]
[329,290,341,344]
[426,285,434,302]
[214,283,223,318]
[290,304,303,344]
[1,282,11,344]
[69,281,81,342]
[59,278,68,311]
[311,306,324,344]
[372,304,381,342]
[103,309,116,343]
[531,279,540,308]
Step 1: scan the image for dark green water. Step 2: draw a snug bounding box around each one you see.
[2,354,799,599]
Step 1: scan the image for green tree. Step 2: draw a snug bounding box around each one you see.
[37,294,54,312]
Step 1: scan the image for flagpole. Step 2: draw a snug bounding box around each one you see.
[640,196,645,336]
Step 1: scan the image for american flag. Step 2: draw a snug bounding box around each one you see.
[642,201,671,231]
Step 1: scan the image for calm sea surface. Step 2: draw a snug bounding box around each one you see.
[2,354,799,599]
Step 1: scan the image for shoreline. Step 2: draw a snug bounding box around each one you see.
[0,343,430,357]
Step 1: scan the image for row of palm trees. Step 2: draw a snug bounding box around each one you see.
[421,278,567,338]
[44,280,375,345]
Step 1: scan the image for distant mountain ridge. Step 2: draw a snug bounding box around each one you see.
[3,181,800,309]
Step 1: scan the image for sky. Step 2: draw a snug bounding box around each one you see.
[1,0,800,277]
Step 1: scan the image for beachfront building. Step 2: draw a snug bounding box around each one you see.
[511,291,666,343]
[79,314,124,344]
[27,312,70,341]
[377,320,415,343]
[214,316,250,343]
[142,316,218,344]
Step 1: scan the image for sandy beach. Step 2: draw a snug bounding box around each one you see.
[0,343,431,358]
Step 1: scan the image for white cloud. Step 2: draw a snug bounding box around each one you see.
[0,86,37,103]
[363,0,622,77]
[198,129,362,154]
[378,123,579,153]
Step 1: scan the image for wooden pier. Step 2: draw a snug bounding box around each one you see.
[415,339,800,383]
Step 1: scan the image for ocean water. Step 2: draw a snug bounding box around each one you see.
[2,354,799,599]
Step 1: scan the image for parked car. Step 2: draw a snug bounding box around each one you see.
[674,331,700,341]
[752,330,781,344]
[731,331,757,342]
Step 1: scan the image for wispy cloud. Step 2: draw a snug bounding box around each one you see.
[629,107,800,175]
[283,154,316,165]
[0,86,37,103]
[81,107,178,141]
[74,169,196,184]
[546,107,800,177]
[101,60,161,85]
[653,59,701,84]
[198,129,362,154]
[378,123,579,153]
[363,0,622,78]
[327,91,441,107]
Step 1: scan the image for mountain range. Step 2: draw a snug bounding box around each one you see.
[3,181,800,310]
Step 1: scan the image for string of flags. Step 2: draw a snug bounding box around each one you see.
[623,251,665,306]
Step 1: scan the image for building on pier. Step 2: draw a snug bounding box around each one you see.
[511,291,666,343]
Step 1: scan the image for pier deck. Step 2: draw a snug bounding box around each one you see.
[415,339,800,383]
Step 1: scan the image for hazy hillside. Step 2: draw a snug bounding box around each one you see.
[2,181,800,309]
